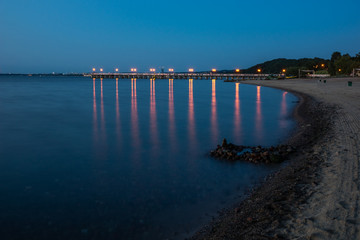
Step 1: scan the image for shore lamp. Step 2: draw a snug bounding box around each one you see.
[235,69,240,73]
[189,68,194,72]
[257,68,261,73]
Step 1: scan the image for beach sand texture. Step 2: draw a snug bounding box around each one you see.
[249,78,360,239]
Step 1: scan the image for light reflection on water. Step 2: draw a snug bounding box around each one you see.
[168,79,177,151]
[188,79,197,152]
[233,83,241,143]
[0,76,298,240]
[211,79,218,146]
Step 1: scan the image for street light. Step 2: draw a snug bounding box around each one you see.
[235,69,240,73]
[257,68,261,73]
[100,68,103,72]
[321,63,325,68]
[282,69,286,73]
[212,69,217,72]
[168,68,174,72]
[189,68,194,72]
[150,68,156,72]
[131,68,137,72]
[92,68,96,72]
[115,68,119,72]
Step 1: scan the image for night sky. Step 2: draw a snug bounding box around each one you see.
[1,0,359,73]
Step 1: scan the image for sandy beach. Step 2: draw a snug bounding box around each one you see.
[191,77,360,239]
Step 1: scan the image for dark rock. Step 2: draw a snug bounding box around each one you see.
[222,138,228,147]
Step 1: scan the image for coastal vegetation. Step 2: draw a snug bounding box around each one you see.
[226,51,360,76]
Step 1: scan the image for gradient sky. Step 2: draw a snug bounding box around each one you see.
[1,0,359,73]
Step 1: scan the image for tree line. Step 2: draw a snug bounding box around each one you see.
[234,51,360,76]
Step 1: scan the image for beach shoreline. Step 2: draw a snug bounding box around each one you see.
[190,77,360,239]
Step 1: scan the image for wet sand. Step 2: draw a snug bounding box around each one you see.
[190,77,360,239]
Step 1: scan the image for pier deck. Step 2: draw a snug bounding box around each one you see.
[90,73,276,80]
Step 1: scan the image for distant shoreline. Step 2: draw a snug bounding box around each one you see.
[0,73,86,77]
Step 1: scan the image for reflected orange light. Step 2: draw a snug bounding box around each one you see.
[93,78,98,142]
[116,78,121,147]
[211,79,218,145]
[189,68,194,72]
[100,78,107,150]
[234,83,241,142]
[188,79,196,150]
[280,91,288,129]
[169,78,177,149]
[150,78,159,156]
[131,78,140,161]
[255,86,263,142]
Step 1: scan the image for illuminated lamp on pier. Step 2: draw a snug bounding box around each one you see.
[168,68,174,72]
[131,68,137,72]
[100,68,104,72]
[212,69,217,72]
[235,69,240,73]
[150,68,156,72]
[188,68,194,72]
[92,68,96,72]
[115,68,119,72]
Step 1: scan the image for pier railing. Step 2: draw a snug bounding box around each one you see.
[90,73,277,80]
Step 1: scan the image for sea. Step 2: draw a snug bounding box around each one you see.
[0,76,298,239]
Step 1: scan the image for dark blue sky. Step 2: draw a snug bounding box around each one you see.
[1,0,359,73]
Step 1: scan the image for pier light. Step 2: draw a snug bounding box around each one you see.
[150,68,156,72]
[212,69,217,72]
[168,68,174,72]
[257,68,262,73]
[115,68,119,72]
[92,68,96,72]
[188,68,194,72]
[100,68,103,72]
[235,69,240,73]
[131,68,137,72]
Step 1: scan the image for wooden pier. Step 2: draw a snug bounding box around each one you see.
[90,73,276,80]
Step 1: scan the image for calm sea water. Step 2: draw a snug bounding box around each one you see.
[0,76,297,240]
